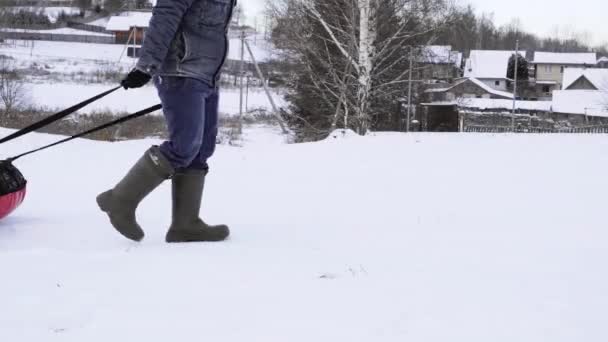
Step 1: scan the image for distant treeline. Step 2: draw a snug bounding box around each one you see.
[436,5,607,58]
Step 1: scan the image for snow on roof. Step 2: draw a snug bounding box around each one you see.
[106,12,152,31]
[425,77,514,99]
[552,90,608,116]
[418,45,462,67]
[563,68,608,91]
[468,78,514,99]
[598,56,608,63]
[88,16,110,28]
[532,52,596,65]
[424,87,451,93]
[464,50,526,79]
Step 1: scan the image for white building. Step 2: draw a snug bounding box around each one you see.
[562,68,608,91]
[532,52,597,91]
[464,50,526,92]
[551,68,608,118]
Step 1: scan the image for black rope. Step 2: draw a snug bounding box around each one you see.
[6,104,162,162]
[0,86,122,145]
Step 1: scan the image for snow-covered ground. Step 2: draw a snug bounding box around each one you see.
[24,82,287,116]
[1,128,607,341]
[1,27,113,37]
[0,40,285,115]
[1,38,275,74]
[1,40,136,73]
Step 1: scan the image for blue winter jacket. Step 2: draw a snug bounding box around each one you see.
[136,0,236,87]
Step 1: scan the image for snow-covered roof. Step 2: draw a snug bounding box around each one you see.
[468,78,514,99]
[552,90,608,117]
[532,52,597,65]
[425,77,514,99]
[598,56,608,63]
[464,50,526,79]
[418,45,462,67]
[562,68,608,91]
[425,87,451,93]
[106,12,152,31]
[88,16,110,28]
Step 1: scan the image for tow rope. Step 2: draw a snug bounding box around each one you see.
[0,87,162,160]
[5,104,162,162]
[0,86,162,220]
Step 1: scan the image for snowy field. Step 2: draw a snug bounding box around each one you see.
[23,82,287,116]
[1,27,113,37]
[1,40,137,73]
[1,128,607,341]
[0,38,273,73]
[1,40,284,115]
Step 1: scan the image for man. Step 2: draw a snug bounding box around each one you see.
[97,0,236,243]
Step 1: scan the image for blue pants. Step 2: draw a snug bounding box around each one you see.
[154,76,219,171]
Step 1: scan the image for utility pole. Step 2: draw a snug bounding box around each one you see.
[511,39,519,132]
[246,75,250,112]
[406,47,414,133]
[253,17,258,44]
[238,29,246,133]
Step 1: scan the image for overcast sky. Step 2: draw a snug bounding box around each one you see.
[240,0,608,47]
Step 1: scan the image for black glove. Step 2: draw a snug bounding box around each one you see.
[121,69,151,89]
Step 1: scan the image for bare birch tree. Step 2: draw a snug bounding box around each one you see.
[269,0,453,138]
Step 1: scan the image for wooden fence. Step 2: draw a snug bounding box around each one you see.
[0,31,115,44]
[464,125,608,134]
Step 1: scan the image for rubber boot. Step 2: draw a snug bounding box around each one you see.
[97,146,174,242]
[166,169,230,243]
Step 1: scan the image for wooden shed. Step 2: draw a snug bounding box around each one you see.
[105,12,151,45]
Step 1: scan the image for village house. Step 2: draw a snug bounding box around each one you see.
[597,57,608,69]
[463,50,525,92]
[418,45,463,82]
[531,52,597,94]
[420,51,608,131]
[424,77,514,103]
[551,67,608,123]
[562,68,608,91]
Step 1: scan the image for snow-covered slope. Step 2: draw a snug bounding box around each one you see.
[1,128,607,341]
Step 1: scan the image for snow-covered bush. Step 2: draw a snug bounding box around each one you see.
[0,57,28,122]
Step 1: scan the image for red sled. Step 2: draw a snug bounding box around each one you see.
[0,161,27,220]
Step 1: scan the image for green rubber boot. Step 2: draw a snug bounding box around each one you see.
[166,169,230,243]
[97,146,174,242]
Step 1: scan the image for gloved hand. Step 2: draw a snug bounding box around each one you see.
[121,69,151,89]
